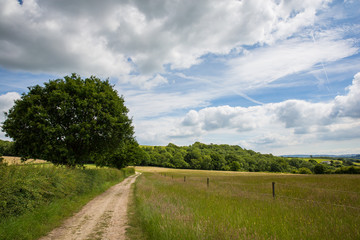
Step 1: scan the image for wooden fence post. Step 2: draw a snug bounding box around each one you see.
[272,182,276,199]
[184,176,186,182]
[207,177,209,188]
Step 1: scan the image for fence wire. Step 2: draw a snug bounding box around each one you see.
[277,183,360,195]
[158,173,360,210]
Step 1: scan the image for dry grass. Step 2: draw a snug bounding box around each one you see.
[130,167,360,240]
[1,156,48,165]
[135,166,294,176]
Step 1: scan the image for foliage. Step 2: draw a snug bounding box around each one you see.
[2,74,135,168]
[314,164,326,174]
[298,167,312,174]
[100,140,146,169]
[137,142,356,174]
[0,140,15,156]
[334,166,360,174]
[0,164,134,220]
[138,142,312,173]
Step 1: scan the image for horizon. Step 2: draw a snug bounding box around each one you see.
[1,0,360,156]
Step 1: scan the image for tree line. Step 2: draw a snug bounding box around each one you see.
[134,142,360,174]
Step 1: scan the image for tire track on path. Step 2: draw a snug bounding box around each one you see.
[39,172,141,240]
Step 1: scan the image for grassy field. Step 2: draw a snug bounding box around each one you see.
[1,156,110,169]
[1,156,48,165]
[129,167,360,240]
[300,157,360,166]
[301,158,338,163]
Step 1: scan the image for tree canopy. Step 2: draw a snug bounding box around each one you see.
[138,142,360,174]
[2,74,135,168]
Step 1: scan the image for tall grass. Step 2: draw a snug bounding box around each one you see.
[0,164,134,240]
[131,168,360,240]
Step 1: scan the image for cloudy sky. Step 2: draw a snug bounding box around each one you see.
[1,0,360,155]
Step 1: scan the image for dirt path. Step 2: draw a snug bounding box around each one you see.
[39,172,141,240]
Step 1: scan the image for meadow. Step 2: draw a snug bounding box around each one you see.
[1,156,48,165]
[129,167,360,240]
[301,157,360,166]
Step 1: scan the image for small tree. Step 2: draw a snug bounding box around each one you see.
[230,161,241,171]
[298,167,312,174]
[314,164,326,174]
[2,74,135,168]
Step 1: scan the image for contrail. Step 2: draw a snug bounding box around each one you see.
[175,73,264,105]
[311,31,331,93]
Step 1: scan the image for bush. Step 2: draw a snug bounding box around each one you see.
[314,164,326,174]
[0,140,15,156]
[230,161,241,171]
[0,165,134,220]
[334,166,360,174]
[298,167,312,174]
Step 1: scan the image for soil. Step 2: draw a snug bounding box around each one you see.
[39,172,141,240]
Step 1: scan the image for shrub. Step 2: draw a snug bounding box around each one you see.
[314,164,326,174]
[0,165,134,220]
[298,167,312,174]
[335,166,360,174]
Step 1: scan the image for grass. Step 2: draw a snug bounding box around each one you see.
[0,164,135,240]
[127,180,148,240]
[301,157,360,166]
[1,156,48,165]
[130,167,360,240]
[0,182,115,240]
[0,157,109,168]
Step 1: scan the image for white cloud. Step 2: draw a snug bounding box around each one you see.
[0,92,20,119]
[0,0,132,77]
[273,100,333,129]
[180,100,334,136]
[182,105,269,132]
[0,0,332,86]
[124,90,210,119]
[131,71,360,147]
[332,72,360,118]
[0,92,21,139]
[226,33,358,89]
[124,74,168,90]
[172,72,360,151]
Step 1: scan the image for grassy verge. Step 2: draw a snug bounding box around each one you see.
[130,167,360,240]
[127,175,148,240]
[0,164,135,240]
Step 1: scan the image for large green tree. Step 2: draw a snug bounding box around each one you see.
[2,74,135,168]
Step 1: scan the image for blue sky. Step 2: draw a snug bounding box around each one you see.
[0,0,360,155]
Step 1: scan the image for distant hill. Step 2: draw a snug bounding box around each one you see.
[282,154,360,159]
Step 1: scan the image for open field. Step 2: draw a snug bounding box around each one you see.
[302,158,341,163]
[300,157,360,166]
[1,156,110,169]
[1,156,48,165]
[130,167,360,240]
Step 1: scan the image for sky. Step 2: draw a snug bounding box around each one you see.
[0,0,360,155]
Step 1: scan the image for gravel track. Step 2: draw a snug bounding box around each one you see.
[39,172,141,240]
